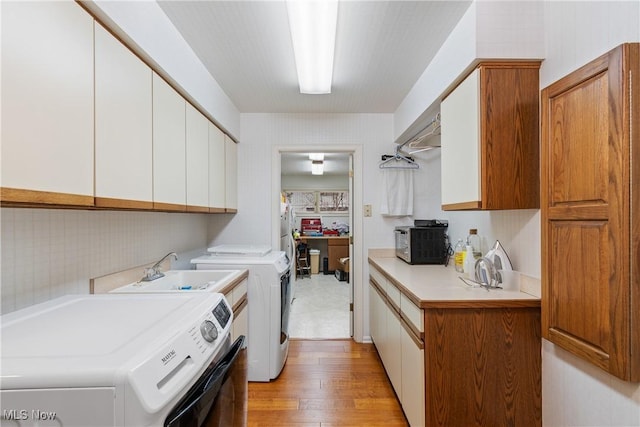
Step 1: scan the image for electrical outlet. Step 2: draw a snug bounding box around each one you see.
[364,204,372,217]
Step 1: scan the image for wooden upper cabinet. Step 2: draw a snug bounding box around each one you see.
[541,43,640,381]
[1,1,94,207]
[152,73,186,211]
[441,61,540,210]
[95,23,153,209]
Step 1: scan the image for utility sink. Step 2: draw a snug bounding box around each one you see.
[110,269,244,293]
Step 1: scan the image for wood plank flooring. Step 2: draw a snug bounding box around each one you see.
[247,339,408,427]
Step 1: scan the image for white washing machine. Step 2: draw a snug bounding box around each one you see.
[191,245,292,382]
[0,293,244,427]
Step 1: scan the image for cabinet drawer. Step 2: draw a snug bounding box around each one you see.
[232,278,248,305]
[386,281,401,309]
[369,267,387,292]
[327,238,348,246]
[401,293,423,334]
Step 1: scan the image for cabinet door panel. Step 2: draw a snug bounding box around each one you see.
[369,281,387,364]
[548,72,609,207]
[208,123,226,211]
[548,221,610,366]
[328,245,349,271]
[185,104,209,211]
[225,135,238,211]
[480,65,540,209]
[542,43,639,381]
[386,304,402,398]
[401,325,425,427]
[441,69,481,207]
[1,1,94,203]
[153,74,186,209]
[95,23,153,206]
[234,305,248,343]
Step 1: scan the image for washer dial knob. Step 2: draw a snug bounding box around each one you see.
[200,320,218,342]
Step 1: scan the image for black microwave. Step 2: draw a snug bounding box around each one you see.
[395,224,448,265]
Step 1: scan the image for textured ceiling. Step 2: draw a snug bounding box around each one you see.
[158,0,472,114]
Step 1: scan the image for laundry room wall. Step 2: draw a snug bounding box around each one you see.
[208,113,402,252]
[0,209,209,315]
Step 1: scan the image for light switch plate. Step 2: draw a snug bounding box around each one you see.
[364,204,372,217]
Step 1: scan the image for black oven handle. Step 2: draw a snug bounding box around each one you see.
[164,335,245,427]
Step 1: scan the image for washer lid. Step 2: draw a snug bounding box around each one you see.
[0,294,226,389]
[207,244,272,256]
[192,250,289,270]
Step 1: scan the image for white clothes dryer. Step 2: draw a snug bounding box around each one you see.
[191,245,292,382]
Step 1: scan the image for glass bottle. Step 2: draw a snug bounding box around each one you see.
[466,229,482,259]
[464,245,475,279]
[453,239,465,273]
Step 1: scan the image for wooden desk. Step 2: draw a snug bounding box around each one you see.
[297,236,349,273]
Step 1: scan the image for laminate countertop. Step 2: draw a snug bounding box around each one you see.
[368,254,541,309]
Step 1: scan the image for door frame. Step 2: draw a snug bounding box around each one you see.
[271,144,364,343]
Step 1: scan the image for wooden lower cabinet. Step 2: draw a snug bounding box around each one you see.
[425,307,541,427]
[369,266,541,427]
[328,238,349,272]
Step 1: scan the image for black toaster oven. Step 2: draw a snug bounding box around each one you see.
[395,221,448,265]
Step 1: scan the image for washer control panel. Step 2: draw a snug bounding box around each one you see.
[188,296,233,353]
[212,299,231,328]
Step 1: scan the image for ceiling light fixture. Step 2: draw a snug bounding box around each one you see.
[286,0,338,94]
[309,153,325,161]
[311,160,324,175]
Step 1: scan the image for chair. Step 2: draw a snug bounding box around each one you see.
[296,243,311,278]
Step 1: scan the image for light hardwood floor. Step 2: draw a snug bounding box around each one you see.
[247,339,408,427]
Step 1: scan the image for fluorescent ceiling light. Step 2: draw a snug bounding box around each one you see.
[309,153,325,161]
[311,160,324,175]
[286,0,338,94]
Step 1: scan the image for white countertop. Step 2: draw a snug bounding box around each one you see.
[368,254,540,308]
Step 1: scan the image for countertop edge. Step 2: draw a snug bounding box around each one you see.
[368,255,541,309]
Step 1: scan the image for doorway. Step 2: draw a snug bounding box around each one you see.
[271,145,364,342]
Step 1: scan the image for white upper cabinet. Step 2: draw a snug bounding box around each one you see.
[1,1,94,205]
[94,23,153,208]
[208,123,226,212]
[152,73,186,210]
[225,135,238,211]
[440,69,481,208]
[185,104,209,211]
[440,62,540,211]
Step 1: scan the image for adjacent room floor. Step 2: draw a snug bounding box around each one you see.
[289,273,351,339]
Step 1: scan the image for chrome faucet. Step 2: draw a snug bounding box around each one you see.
[140,252,178,282]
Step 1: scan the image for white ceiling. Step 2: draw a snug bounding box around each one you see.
[157,0,472,114]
